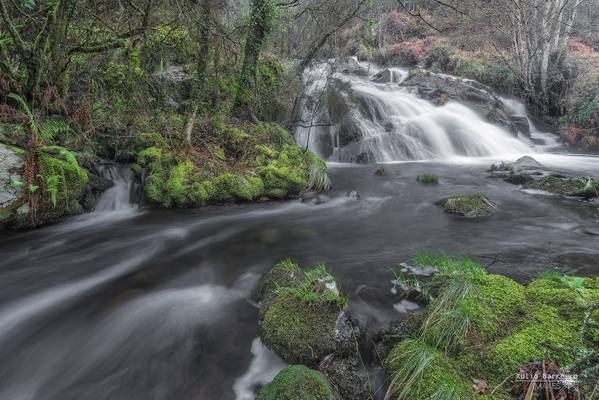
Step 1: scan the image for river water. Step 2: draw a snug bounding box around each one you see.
[1,65,598,400]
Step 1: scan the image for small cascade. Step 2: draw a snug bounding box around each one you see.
[95,163,136,212]
[500,97,562,152]
[295,60,532,162]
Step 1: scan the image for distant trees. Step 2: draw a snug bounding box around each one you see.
[0,0,157,99]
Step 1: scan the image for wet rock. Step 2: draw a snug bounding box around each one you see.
[372,315,424,360]
[504,172,533,185]
[355,150,376,164]
[319,355,370,400]
[372,68,395,83]
[401,71,515,131]
[0,144,24,222]
[513,155,544,169]
[347,190,360,200]
[256,365,336,400]
[436,194,497,218]
[374,167,386,176]
[334,57,368,76]
[300,191,330,205]
[510,116,530,137]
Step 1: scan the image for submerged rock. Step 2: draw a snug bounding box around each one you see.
[347,190,360,200]
[436,194,496,217]
[256,365,336,400]
[300,191,330,205]
[374,167,386,176]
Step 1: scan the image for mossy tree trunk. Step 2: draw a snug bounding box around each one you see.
[234,0,274,121]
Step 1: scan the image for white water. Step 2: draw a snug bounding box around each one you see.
[296,61,534,162]
[95,164,136,211]
[500,97,562,152]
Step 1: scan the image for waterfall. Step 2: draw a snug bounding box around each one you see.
[500,97,562,152]
[95,163,136,211]
[295,61,532,162]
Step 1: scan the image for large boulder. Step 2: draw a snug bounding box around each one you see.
[0,144,24,223]
[255,365,336,400]
[259,263,358,366]
[319,355,370,400]
[401,70,516,132]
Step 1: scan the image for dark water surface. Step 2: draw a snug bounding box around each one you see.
[0,157,598,400]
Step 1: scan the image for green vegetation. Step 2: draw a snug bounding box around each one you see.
[527,176,599,198]
[416,174,439,184]
[385,252,599,399]
[436,194,497,218]
[259,261,352,365]
[256,365,336,400]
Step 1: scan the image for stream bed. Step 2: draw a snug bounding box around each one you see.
[0,154,598,400]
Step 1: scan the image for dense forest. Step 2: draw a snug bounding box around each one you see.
[1,0,599,399]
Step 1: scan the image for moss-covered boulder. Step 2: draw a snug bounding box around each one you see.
[436,194,496,217]
[525,175,599,198]
[259,263,355,366]
[255,365,336,400]
[137,122,328,208]
[254,259,302,306]
[385,253,596,399]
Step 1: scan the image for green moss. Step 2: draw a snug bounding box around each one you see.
[261,291,342,365]
[260,145,319,199]
[486,305,581,379]
[526,277,587,321]
[416,174,439,184]
[385,339,471,400]
[461,274,526,341]
[256,365,335,400]
[436,195,496,218]
[528,176,599,197]
[255,259,302,303]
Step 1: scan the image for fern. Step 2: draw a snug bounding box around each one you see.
[8,93,39,138]
[46,175,61,208]
[40,119,72,142]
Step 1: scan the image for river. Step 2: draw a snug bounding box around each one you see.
[0,63,598,400]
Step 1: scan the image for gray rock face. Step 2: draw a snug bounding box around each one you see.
[0,144,24,212]
[400,71,516,132]
[513,155,544,169]
[510,116,530,138]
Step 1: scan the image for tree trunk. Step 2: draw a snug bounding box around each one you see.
[234,0,274,119]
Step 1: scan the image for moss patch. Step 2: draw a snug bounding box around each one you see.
[436,194,496,217]
[256,365,336,400]
[137,122,327,207]
[527,176,599,198]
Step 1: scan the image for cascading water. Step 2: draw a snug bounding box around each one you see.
[500,96,562,152]
[295,60,532,162]
[95,163,136,211]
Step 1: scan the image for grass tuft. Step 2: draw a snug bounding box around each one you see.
[416,174,439,184]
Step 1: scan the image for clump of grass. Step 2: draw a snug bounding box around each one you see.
[412,251,486,275]
[416,174,439,184]
[275,264,348,308]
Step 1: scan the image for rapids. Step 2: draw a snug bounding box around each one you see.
[1,62,598,400]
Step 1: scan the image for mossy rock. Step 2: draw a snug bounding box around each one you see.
[136,122,328,208]
[526,175,599,198]
[436,195,496,218]
[254,259,302,305]
[255,365,336,400]
[260,291,354,365]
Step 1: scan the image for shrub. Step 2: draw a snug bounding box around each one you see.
[416,174,439,184]
[423,45,454,73]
